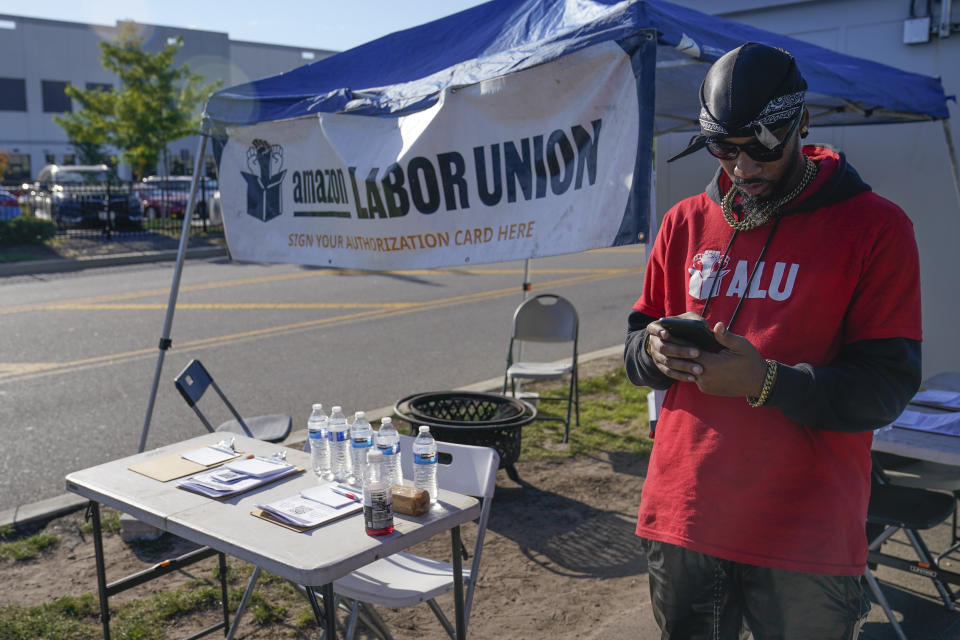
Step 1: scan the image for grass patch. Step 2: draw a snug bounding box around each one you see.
[0,250,45,263]
[0,594,100,640]
[0,531,58,561]
[80,511,122,536]
[520,365,652,460]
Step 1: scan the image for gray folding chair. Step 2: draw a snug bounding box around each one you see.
[174,359,291,443]
[331,435,499,640]
[502,293,579,442]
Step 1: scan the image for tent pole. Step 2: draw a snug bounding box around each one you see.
[138,131,210,452]
[513,258,532,381]
[521,258,531,300]
[943,119,960,212]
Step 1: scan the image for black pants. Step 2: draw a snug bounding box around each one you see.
[641,539,870,640]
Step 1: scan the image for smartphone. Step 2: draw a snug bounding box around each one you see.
[658,317,725,353]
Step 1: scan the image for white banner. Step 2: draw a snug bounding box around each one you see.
[217,41,643,270]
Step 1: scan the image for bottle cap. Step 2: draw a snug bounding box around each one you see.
[332,405,342,412]
[312,403,323,410]
[355,410,366,419]
[381,417,392,425]
[418,425,430,434]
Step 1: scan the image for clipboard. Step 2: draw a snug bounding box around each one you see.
[251,503,361,532]
[128,449,244,482]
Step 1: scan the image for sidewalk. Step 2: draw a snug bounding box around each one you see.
[0,232,228,277]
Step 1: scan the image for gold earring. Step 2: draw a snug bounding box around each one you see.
[800,126,809,138]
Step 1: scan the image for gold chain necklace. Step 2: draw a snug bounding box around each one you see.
[721,156,818,231]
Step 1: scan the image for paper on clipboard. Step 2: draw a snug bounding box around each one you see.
[253,492,362,531]
[181,445,237,466]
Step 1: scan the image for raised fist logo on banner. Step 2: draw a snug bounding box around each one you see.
[242,139,286,222]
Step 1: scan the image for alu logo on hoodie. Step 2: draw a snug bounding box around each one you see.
[242,139,286,222]
[689,249,800,301]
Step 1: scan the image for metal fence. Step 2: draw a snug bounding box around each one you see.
[5,179,223,239]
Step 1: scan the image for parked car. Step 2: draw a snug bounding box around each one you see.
[28,164,142,229]
[135,175,217,221]
[0,188,20,220]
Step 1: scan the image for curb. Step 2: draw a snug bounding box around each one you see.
[0,246,227,277]
[0,345,623,531]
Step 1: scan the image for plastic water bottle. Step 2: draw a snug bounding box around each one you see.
[363,449,394,537]
[413,425,438,504]
[328,406,351,483]
[349,411,374,487]
[307,403,330,480]
[376,417,403,487]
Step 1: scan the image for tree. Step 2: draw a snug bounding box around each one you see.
[55,86,113,165]
[55,21,219,179]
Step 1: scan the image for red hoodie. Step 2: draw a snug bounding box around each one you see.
[632,146,921,574]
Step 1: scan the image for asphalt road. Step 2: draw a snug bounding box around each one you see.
[0,247,645,511]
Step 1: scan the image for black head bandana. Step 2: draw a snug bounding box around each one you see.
[668,42,808,162]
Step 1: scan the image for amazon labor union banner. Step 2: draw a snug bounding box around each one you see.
[215,38,655,270]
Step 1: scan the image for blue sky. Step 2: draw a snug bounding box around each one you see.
[1,1,491,52]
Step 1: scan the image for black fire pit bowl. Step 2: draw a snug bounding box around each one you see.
[394,391,537,482]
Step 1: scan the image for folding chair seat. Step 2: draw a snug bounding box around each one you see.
[502,293,579,442]
[865,470,958,640]
[331,435,499,640]
[174,359,291,443]
[876,454,960,562]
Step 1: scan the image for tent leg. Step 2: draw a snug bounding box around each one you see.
[943,119,960,214]
[138,132,210,452]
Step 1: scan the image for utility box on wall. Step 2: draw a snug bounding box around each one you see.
[903,16,931,43]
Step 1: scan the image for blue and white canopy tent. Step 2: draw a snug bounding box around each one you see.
[140,0,954,448]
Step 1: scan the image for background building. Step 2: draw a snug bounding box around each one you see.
[0,13,335,183]
[655,0,959,379]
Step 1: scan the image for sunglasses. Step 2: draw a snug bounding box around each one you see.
[706,116,801,162]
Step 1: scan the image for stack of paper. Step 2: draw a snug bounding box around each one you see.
[177,456,299,498]
[912,389,960,411]
[889,409,960,436]
[256,483,362,528]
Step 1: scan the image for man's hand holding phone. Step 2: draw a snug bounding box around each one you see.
[644,312,714,383]
[645,313,768,398]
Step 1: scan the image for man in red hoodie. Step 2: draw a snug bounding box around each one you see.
[624,43,922,639]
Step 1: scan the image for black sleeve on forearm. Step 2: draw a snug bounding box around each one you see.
[624,309,675,390]
[767,337,922,433]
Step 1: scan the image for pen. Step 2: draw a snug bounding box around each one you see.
[330,487,361,502]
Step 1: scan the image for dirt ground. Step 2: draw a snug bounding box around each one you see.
[0,355,654,639]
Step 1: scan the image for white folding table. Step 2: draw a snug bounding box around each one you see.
[65,433,480,640]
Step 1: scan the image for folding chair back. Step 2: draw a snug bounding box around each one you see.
[398,434,499,501]
[513,293,578,343]
[173,359,292,443]
[502,293,579,442]
[865,462,959,640]
[333,434,499,639]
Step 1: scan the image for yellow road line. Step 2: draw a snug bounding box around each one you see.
[1,266,639,315]
[0,268,641,384]
[0,268,633,315]
[35,302,420,311]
